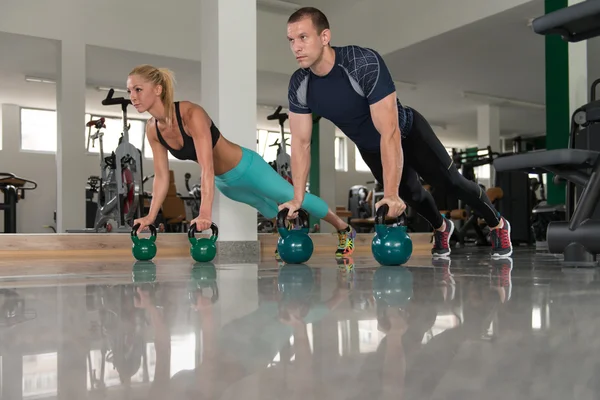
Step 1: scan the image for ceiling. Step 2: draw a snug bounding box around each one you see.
[291,0,365,15]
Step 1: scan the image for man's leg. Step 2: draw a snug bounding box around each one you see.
[357,148,453,256]
[403,108,512,257]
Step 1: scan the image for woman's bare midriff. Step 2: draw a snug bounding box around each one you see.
[211,136,243,175]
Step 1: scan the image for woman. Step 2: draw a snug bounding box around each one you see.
[127,64,356,258]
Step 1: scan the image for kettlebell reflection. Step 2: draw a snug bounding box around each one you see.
[277,264,315,322]
[373,266,414,334]
[189,262,219,310]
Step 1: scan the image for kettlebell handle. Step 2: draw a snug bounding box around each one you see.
[374,204,389,225]
[131,223,157,243]
[375,205,407,226]
[276,207,310,236]
[188,222,219,244]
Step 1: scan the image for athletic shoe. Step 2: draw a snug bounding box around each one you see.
[432,218,454,257]
[336,225,357,258]
[490,217,513,258]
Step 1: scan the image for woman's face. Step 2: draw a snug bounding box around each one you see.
[126,74,161,114]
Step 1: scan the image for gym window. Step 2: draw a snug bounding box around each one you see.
[354,144,371,172]
[85,114,146,156]
[257,129,291,163]
[335,136,347,171]
[20,108,57,152]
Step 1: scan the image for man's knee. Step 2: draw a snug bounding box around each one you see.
[400,184,431,205]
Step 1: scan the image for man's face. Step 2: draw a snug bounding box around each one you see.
[287,17,327,69]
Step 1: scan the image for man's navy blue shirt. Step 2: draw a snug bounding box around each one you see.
[287,45,413,152]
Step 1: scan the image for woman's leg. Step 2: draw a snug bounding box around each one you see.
[215,181,280,219]
[224,147,357,257]
[239,148,347,229]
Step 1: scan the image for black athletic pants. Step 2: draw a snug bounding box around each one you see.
[358,107,501,230]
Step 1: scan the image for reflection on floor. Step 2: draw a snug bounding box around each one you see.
[1,246,599,399]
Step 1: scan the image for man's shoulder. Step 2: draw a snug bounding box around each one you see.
[335,45,382,69]
[288,67,311,90]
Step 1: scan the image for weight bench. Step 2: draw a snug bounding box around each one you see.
[493,149,600,266]
[531,0,600,42]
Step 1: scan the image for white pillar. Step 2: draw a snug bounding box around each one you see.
[56,38,86,233]
[477,105,500,151]
[0,104,20,231]
[200,0,257,242]
[319,119,337,233]
[569,0,587,117]
[477,105,500,188]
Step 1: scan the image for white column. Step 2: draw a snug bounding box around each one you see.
[56,38,86,233]
[319,119,337,233]
[569,0,587,117]
[477,105,500,188]
[200,0,257,242]
[477,105,500,151]
[0,104,20,231]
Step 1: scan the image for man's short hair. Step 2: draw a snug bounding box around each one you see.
[287,7,330,34]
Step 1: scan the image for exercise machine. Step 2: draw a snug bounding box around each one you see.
[184,172,201,219]
[267,106,293,184]
[70,89,144,233]
[0,173,37,233]
[493,0,600,266]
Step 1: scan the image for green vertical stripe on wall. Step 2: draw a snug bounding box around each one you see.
[545,0,569,205]
[309,114,321,229]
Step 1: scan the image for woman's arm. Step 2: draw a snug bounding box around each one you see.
[145,120,171,222]
[185,104,216,228]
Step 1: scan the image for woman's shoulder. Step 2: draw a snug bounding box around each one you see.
[179,100,211,123]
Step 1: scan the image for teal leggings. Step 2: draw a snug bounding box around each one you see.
[215,147,330,219]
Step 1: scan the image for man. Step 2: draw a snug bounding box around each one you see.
[279,7,512,258]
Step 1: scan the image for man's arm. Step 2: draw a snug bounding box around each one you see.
[289,111,313,204]
[346,45,404,206]
[371,92,403,198]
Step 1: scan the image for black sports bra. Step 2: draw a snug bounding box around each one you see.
[155,102,221,162]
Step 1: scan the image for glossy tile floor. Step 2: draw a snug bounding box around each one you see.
[0,246,597,399]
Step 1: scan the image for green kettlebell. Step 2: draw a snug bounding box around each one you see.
[371,204,413,266]
[188,222,219,262]
[131,224,158,261]
[276,208,314,264]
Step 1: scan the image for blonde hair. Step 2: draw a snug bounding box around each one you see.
[129,64,176,124]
